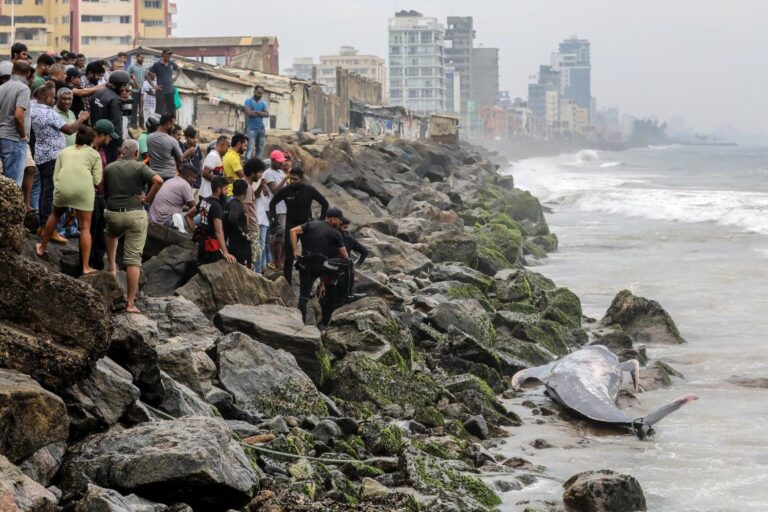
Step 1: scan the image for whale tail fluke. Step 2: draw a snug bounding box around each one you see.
[633,394,699,439]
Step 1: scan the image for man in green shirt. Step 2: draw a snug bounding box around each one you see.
[54,88,76,147]
[103,139,163,313]
[31,54,54,92]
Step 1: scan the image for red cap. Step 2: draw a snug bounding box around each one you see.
[270,150,286,163]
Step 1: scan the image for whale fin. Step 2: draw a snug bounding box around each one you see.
[511,361,557,389]
[618,359,640,392]
[633,394,699,439]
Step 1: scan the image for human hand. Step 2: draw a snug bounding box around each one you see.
[79,111,90,121]
[225,253,237,264]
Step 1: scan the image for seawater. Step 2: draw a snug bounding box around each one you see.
[492,145,768,511]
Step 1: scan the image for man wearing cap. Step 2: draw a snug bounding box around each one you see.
[263,149,289,269]
[289,207,350,323]
[88,118,120,269]
[269,167,328,284]
[91,70,128,163]
[149,49,180,117]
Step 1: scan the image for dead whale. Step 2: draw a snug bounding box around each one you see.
[511,345,698,439]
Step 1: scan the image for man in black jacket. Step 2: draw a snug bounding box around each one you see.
[225,179,252,267]
[269,167,329,284]
[90,70,128,163]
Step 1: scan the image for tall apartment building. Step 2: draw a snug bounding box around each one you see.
[388,10,446,116]
[470,47,499,109]
[0,0,175,59]
[551,37,591,111]
[317,46,387,101]
[285,57,316,80]
[444,16,473,114]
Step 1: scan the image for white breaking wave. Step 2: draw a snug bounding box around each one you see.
[576,149,600,163]
[506,153,768,236]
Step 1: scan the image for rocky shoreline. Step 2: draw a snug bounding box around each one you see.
[0,133,687,512]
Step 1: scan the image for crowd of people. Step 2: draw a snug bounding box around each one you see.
[0,43,368,324]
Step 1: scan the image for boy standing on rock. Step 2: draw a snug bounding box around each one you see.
[188,175,236,265]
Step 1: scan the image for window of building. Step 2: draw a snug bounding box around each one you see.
[36,0,44,4]
[0,34,7,44]
[143,19,164,26]
[120,36,131,44]
[389,46,401,55]
[4,0,23,5]
[82,15,104,22]
[62,15,69,23]
[144,0,161,8]
[420,32,432,43]
[120,15,131,23]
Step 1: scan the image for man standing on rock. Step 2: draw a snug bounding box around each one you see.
[268,167,328,284]
[0,60,31,188]
[289,207,350,323]
[188,175,237,265]
[149,48,179,117]
[103,139,163,314]
[244,85,268,159]
[263,150,288,270]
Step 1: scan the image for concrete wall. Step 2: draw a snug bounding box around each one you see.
[429,115,459,145]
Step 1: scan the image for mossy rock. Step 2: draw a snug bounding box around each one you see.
[523,239,548,259]
[446,374,518,427]
[489,189,545,225]
[412,435,468,460]
[447,284,495,312]
[476,244,513,276]
[414,405,445,428]
[475,222,524,266]
[367,424,405,456]
[494,269,556,305]
[429,299,496,347]
[600,290,686,344]
[495,337,557,369]
[542,287,583,329]
[429,235,479,268]
[530,233,558,252]
[496,300,539,314]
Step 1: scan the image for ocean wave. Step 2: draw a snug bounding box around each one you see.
[576,149,600,163]
[647,144,679,150]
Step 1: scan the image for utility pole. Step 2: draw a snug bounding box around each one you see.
[10,0,15,45]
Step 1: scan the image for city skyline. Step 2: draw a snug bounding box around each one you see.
[174,0,768,139]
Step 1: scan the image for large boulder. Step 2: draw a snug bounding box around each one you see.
[74,484,170,512]
[429,299,496,347]
[0,177,26,252]
[142,245,198,297]
[156,371,218,418]
[18,442,66,487]
[156,336,216,396]
[142,222,195,261]
[600,290,685,344]
[215,304,325,383]
[356,228,433,275]
[79,271,127,311]
[562,470,647,512]
[177,259,282,317]
[108,313,163,403]
[62,357,140,439]
[57,417,259,510]
[430,263,493,293]
[0,253,111,390]
[0,369,68,463]
[213,332,327,418]
[141,296,220,352]
[0,454,57,512]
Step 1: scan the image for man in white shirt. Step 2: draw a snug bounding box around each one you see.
[199,135,228,198]
[263,149,288,270]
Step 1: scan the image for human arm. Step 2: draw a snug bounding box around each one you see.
[347,236,369,266]
[268,186,287,220]
[90,152,103,188]
[290,225,304,258]
[244,99,257,118]
[337,246,349,260]
[213,217,236,263]
[172,139,182,169]
[144,173,163,204]
[185,204,198,233]
[72,84,104,97]
[60,110,89,135]
[265,171,288,194]
[171,62,180,83]
[14,107,26,140]
[313,187,329,219]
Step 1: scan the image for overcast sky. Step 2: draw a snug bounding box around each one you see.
[175,0,767,138]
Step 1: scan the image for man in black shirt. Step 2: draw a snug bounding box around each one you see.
[91,71,128,163]
[225,179,252,267]
[187,176,236,265]
[269,167,329,284]
[289,207,350,323]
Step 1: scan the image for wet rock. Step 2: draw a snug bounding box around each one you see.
[62,357,140,438]
[215,304,326,384]
[140,296,219,350]
[177,259,282,317]
[323,297,407,361]
[79,271,127,311]
[0,177,26,251]
[0,253,111,390]
[600,290,685,344]
[156,371,218,418]
[0,454,57,512]
[430,263,493,293]
[531,439,554,449]
[108,313,162,403]
[429,299,495,346]
[727,376,768,389]
[0,369,68,463]
[18,442,66,487]
[75,484,169,511]
[356,228,433,275]
[428,232,479,269]
[562,469,647,512]
[142,245,198,297]
[463,415,489,440]
[156,336,215,396]
[214,332,327,418]
[360,477,390,499]
[142,222,195,261]
[353,270,405,311]
[311,420,342,444]
[639,361,684,391]
[446,374,519,427]
[494,311,575,356]
[57,417,259,510]
[22,236,82,277]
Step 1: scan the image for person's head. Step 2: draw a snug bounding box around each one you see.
[145,113,161,134]
[215,135,229,156]
[161,48,173,63]
[144,70,155,83]
[64,52,77,65]
[325,207,344,228]
[107,70,129,91]
[179,164,197,187]
[136,52,144,65]
[49,63,66,82]
[117,52,128,63]
[172,124,183,141]
[231,133,247,154]
[287,167,304,187]
[36,84,56,107]
[65,67,81,86]
[269,150,285,169]
[75,125,96,146]
[119,139,140,160]
[282,152,293,172]
[36,54,55,75]
[243,157,266,181]
[183,126,197,146]
[232,179,248,198]
[0,61,13,85]
[85,61,105,83]
[253,85,264,100]
[11,43,28,63]
[340,216,351,234]
[211,176,228,198]
[56,87,73,112]
[93,119,119,147]
[112,59,125,72]
[12,60,31,79]
[75,54,86,68]
[158,114,175,134]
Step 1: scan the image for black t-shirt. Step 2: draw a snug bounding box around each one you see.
[300,220,344,259]
[225,198,248,243]
[198,195,224,238]
[269,183,329,228]
[90,88,123,139]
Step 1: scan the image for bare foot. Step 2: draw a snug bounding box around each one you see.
[82,267,98,275]
[126,305,141,314]
[35,243,46,257]
[107,267,117,276]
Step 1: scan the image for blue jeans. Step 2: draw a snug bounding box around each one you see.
[0,139,28,187]
[31,167,41,212]
[246,127,265,160]
[256,224,272,272]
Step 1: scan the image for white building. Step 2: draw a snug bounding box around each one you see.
[388,10,446,115]
[317,46,387,102]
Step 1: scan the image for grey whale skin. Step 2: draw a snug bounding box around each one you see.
[511,345,698,439]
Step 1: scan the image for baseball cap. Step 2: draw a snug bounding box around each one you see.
[269,150,286,163]
[0,61,12,77]
[326,207,344,219]
[93,119,120,139]
[161,48,173,55]
[65,67,81,79]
